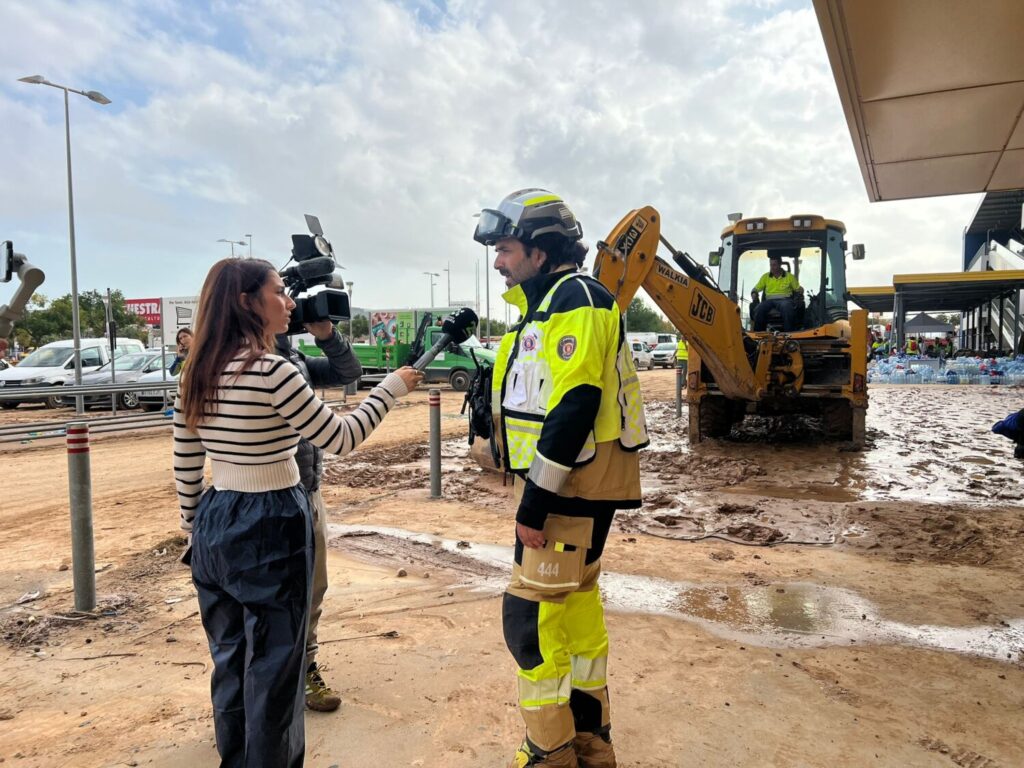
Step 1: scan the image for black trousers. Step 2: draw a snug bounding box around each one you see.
[191,486,314,768]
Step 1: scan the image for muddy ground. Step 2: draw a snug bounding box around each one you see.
[0,372,1022,768]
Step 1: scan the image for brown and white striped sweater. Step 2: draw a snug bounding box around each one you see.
[173,354,408,531]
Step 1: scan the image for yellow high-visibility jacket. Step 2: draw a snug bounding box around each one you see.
[492,268,648,529]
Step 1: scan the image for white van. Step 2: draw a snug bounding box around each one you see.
[629,340,653,371]
[0,337,146,409]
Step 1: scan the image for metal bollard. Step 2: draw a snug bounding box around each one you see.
[66,422,96,611]
[675,365,683,418]
[429,388,442,498]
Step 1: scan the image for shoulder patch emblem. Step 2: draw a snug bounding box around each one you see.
[557,335,577,361]
[522,334,537,352]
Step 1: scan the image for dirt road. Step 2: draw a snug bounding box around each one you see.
[1,372,1022,767]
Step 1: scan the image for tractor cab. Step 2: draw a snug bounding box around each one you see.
[710,215,861,333]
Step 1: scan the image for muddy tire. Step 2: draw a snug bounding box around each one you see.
[821,400,853,439]
[698,395,733,439]
[449,369,471,392]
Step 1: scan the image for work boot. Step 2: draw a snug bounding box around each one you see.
[305,662,341,712]
[507,740,578,768]
[573,730,616,768]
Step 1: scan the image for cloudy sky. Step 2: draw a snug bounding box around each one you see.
[1,0,983,321]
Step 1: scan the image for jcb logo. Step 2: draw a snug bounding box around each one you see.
[690,290,715,325]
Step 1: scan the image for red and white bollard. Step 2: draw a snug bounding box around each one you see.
[66,423,96,611]
[429,389,442,498]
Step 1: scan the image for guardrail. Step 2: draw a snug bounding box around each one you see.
[0,379,178,400]
[0,395,351,444]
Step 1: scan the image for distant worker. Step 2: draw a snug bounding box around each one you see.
[751,252,802,332]
[676,336,689,380]
[475,188,648,768]
[905,336,919,355]
[170,327,193,375]
[992,408,1024,460]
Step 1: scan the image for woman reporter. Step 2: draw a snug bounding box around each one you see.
[173,258,421,767]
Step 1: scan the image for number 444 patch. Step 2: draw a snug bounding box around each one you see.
[537,561,560,577]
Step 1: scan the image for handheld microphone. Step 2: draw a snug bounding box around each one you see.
[413,307,478,371]
[280,256,336,284]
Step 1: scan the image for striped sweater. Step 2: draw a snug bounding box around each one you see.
[173,354,408,531]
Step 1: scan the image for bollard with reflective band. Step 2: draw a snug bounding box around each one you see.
[429,389,442,498]
[66,422,96,611]
[675,365,683,418]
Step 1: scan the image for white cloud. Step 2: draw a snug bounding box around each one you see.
[0,0,983,321]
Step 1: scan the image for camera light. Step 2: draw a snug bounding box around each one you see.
[314,235,332,257]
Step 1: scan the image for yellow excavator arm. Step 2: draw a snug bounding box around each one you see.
[594,206,770,400]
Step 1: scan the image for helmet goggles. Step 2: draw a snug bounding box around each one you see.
[473,209,520,246]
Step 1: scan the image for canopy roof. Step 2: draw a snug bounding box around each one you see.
[814,0,1024,201]
[905,312,954,334]
[849,270,1024,313]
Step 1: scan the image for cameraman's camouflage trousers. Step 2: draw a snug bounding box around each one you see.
[306,489,328,668]
[503,512,613,754]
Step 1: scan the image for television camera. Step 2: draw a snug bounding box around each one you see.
[279,215,350,336]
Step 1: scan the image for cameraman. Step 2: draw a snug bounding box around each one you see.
[275,318,362,713]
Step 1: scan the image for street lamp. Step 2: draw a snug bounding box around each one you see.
[18,74,111,415]
[472,213,492,345]
[442,261,452,307]
[423,272,439,309]
[245,233,253,258]
[217,238,247,256]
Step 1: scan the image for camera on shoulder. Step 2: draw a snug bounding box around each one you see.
[279,215,350,336]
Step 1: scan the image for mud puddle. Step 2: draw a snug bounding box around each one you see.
[330,525,1024,664]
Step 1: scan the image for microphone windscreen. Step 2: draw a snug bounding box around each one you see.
[441,307,478,343]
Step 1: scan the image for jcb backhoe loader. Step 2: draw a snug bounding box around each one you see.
[593,207,868,446]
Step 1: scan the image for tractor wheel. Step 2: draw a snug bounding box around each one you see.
[449,369,471,392]
[699,395,733,439]
[821,400,853,440]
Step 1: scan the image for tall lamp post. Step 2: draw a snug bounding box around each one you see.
[423,272,439,309]
[471,213,493,345]
[18,74,111,416]
[217,238,247,256]
[442,261,452,307]
[245,233,253,258]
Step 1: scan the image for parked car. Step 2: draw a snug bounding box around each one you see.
[0,337,146,409]
[629,341,653,370]
[80,351,174,409]
[651,341,678,368]
[134,367,179,412]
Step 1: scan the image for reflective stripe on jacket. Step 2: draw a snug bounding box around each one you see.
[491,269,648,507]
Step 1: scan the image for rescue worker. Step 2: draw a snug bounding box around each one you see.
[905,336,919,355]
[676,336,688,380]
[751,252,802,332]
[992,408,1024,459]
[474,189,648,768]
[274,321,363,712]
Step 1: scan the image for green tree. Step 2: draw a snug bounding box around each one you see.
[8,290,147,348]
[625,297,665,332]
[349,314,369,339]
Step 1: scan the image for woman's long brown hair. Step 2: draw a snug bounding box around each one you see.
[179,258,279,431]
